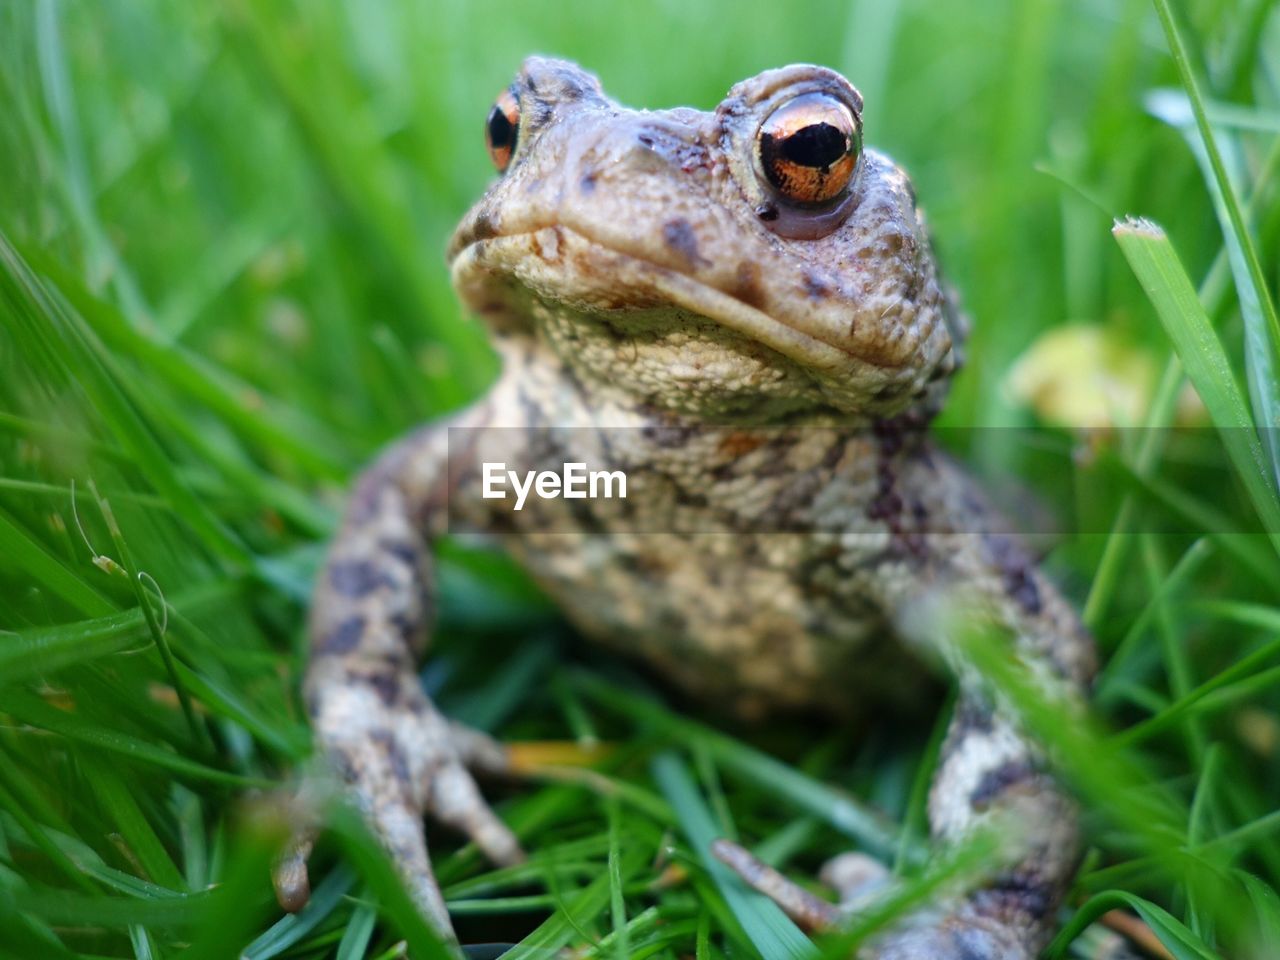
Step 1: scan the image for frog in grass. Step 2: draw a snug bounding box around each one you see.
[274,58,1094,959]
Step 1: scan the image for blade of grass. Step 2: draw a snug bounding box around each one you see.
[1083,133,1280,627]
[34,0,149,321]
[0,231,252,566]
[336,894,379,960]
[652,751,817,960]
[486,838,644,960]
[1151,0,1280,490]
[1046,889,1220,960]
[1114,463,1280,582]
[7,884,219,930]
[241,864,355,960]
[94,483,208,748]
[1113,219,1280,553]
[0,900,105,960]
[1095,538,1213,700]
[0,777,97,894]
[0,581,235,702]
[38,247,353,481]
[0,686,267,787]
[574,673,906,862]
[0,508,115,619]
[1083,355,1185,629]
[605,796,629,960]
[81,756,185,890]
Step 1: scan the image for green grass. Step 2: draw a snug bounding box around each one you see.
[2,0,1280,957]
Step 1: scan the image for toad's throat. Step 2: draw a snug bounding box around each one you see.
[449,225,900,376]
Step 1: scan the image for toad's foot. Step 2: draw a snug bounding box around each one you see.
[272,689,524,943]
[274,421,527,945]
[712,840,1033,960]
[711,838,843,932]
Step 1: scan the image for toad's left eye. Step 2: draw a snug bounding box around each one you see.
[756,92,860,205]
[486,86,520,172]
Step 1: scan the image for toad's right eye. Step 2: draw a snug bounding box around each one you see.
[486,87,520,172]
[756,91,860,205]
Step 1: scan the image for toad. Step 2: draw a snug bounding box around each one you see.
[274,57,1094,960]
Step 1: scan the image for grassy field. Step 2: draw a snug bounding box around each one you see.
[2,0,1280,957]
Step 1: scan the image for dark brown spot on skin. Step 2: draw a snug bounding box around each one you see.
[865,491,903,521]
[616,551,674,578]
[662,218,707,268]
[910,497,930,527]
[317,615,365,655]
[954,699,995,734]
[675,143,712,174]
[974,870,1057,922]
[564,494,609,535]
[670,485,710,511]
[718,431,766,458]
[330,560,383,597]
[733,260,767,309]
[969,759,1037,810]
[1008,573,1041,616]
[580,170,598,193]
[656,606,689,635]
[364,671,400,707]
[555,80,584,101]
[803,271,830,300]
[641,417,696,448]
[390,609,423,639]
[381,540,419,571]
[471,211,498,241]
[875,411,926,436]
[983,535,1043,616]
[332,749,358,784]
[371,729,412,785]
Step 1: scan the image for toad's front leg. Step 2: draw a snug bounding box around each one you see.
[726,445,1096,960]
[272,414,524,944]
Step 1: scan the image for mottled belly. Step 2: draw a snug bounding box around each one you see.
[504,529,925,717]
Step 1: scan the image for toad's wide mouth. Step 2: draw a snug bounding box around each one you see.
[449,225,896,377]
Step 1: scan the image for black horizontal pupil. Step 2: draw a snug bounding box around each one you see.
[487,105,515,149]
[781,122,848,168]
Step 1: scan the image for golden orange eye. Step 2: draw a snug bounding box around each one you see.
[756,92,860,205]
[486,86,520,172]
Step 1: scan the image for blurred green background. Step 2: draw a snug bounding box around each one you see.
[2,0,1279,958]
